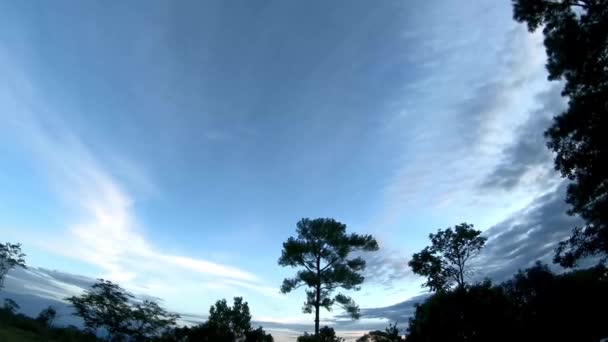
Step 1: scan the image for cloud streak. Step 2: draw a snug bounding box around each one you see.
[476,181,581,281]
[479,84,566,191]
[1,267,354,341]
[361,182,582,324]
[374,23,551,233]
[360,248,412,290]
[0,48,277,305]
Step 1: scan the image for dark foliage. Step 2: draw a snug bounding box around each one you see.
[512,0,608,267]
[406,281,515,342]
[0,242,26,289]
[245,326,275,342]
[502,262,608,342]
[3,298,20,315]
[357,322,405,342]
[409,223,486,292]
[66,279,179,341]
[36,306,57,327]
[164,297,273,342]
[279,218,378,334]
[297,326,344,342]
[406,263,608,342]
[0,299,100,341]
[66,279,135,340]
[130,300,179,341]
[207,297,252,338]
[156,326,191,342]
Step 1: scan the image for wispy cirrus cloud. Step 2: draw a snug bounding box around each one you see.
[375,24,550,231]
[357,182,581,325]
[476,182,581,282]
[2,267,355,340]
[359,248,412,291]
[0,47,279,306]
[479,84,565,192]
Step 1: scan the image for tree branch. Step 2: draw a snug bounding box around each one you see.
[320,257,340,273]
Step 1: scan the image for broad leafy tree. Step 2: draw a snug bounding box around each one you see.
[186,297,273,342]
[207,297,251,339]
[130,300,179,341]
[409,223,486,292]
[66,279,134,340]
[511,0,608,267]
[0,242,26,289]
[67,279,178,341]
[279,218,379,335]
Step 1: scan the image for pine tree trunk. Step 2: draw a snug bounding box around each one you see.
[314,286,320,335]
[315,256,321,335]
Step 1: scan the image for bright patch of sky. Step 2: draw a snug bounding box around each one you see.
[0,0,560,337]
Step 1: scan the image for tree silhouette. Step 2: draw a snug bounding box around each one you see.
[66,279,134,340]
[278,218,379,335]
[207,297,252,339]
[130,300,179,341]
[501,262,608,341]
[36,306,58,327]
[405,263,608,342]
[245,327,275,342]
[0,242,26,289]
[3,298,20,315]
[512,0,608,267]
[408,223,486,292]
[67,279,178,341]
[298,326,344,342]
[406,281,515,342]
[185,297,273,342]
[357,322,405,342]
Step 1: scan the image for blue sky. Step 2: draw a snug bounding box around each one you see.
[0,0,574,339]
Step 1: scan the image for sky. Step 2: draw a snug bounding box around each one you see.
[0,0,580,340]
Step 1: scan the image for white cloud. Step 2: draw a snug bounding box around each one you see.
[372,23,554,239]
[0,47,277,307]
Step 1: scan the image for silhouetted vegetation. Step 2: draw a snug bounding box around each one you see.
[67,279,134,339]
[1,256,276,342]
[0,242,26,289]
[66,279,178,341]
[406,280,515,342]
[3,298,20,315]
[357,322,405,342]
[409,223,486,292]
[2,2,606,337]
[512,0,608,267]
[405,221,608,341]
[297,326,344,342]
[397,3,608,342]
[0,299,100,342]
[279,218,379,335]
[406,262,608,342]
[36,306,58,328]
[158,297,273,342]
[130,300,180,342]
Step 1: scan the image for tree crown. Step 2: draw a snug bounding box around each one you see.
[512,0,608,267]
[0,242,26,289]
[409,223,486,292]
[278,218,378,321]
